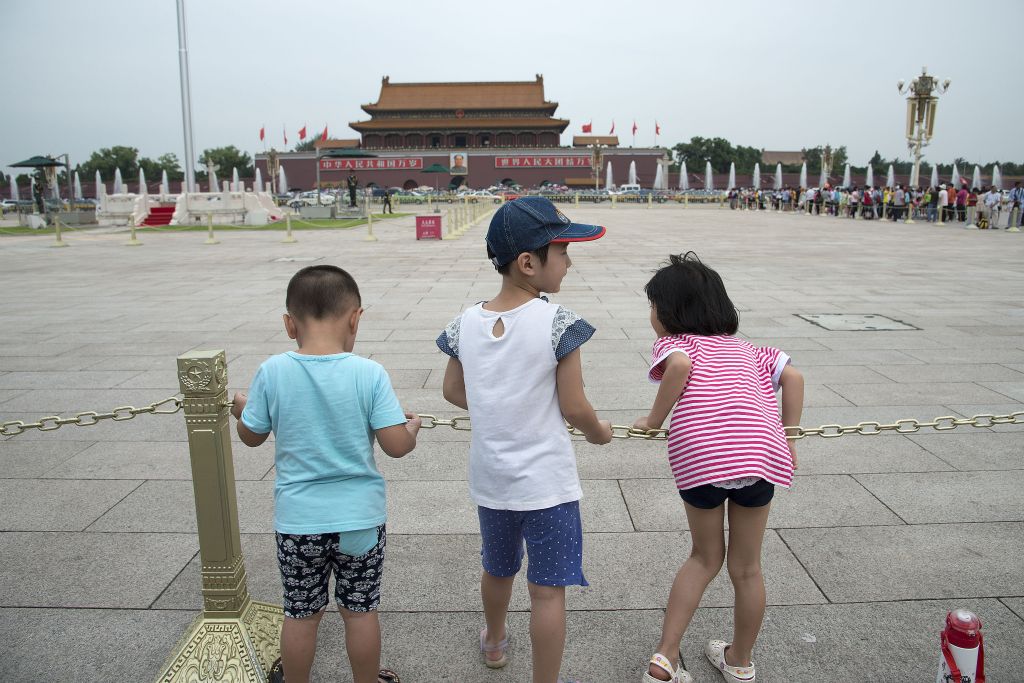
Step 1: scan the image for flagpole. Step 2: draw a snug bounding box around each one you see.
[176,0,197,193]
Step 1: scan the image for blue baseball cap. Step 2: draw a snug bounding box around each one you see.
[485,196,606,268]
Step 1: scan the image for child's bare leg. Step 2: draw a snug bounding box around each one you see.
[528,582,565,683]
[725,500,772,668]
[648,503,726,681]
[480,571,514,661]
[280,611,324,683]
[339,607,382,683]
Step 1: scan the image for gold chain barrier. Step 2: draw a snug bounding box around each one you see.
[418,412,1024,440]
[2,404,1022,441]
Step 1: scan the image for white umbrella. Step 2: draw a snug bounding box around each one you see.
[95,170,104,198]
[842,164,851,188]
[752,163,761,189]
[705,161,714,190]
[653,164,664,190]
[255,168,264,193]
[886,165,895,188]
[971,166,982,190]
[799,162,807,188]
[138,167,147,196]
[605,161,613,190]
[9,175,18,201]
[992,165,1002,190]
[930,165,939,188]
[950,163,960,187]
[113,168,123,194]
[160,170,170,195]
[866,166,874,187]
[678,161,688,190]
[727,162,736,190]
[628,161,637,185]
[73,171,82,200]
[232,167,240,192]
[774,163,783,190]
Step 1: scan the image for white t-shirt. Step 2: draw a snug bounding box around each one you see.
[939,189,948,206]
[437,298,595,510]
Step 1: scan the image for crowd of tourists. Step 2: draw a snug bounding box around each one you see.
[728,181,1024,229]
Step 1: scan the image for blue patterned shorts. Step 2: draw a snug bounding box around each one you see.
[275,525,385,618]
[478,501,588,587]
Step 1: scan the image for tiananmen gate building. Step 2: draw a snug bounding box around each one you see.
[255,75,669,191]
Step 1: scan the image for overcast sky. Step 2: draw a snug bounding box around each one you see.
[3,0,1022,180]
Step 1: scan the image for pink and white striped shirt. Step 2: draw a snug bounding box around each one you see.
[648,334,793,491]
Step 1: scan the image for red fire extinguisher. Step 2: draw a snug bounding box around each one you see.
[937,609,984,683]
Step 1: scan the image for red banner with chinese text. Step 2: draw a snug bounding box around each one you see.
[494,156,591,168]
[319,158,424,171]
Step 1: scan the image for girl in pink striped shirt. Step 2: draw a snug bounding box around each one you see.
[636,253,804,683]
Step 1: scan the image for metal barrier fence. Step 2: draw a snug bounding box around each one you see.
[1,349,1021,681]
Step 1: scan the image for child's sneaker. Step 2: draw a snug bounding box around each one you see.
[704,640,755,682]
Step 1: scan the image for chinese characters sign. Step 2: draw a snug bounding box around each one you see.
[319,158,424,171]
[494,156,591,168]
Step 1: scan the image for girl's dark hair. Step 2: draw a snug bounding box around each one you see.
[286,265,361,321]
[644,252,738,336]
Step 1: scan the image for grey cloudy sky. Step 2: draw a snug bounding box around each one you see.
[3,0,1021,180]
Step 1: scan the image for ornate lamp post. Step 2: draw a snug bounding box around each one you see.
[897,67,950,190]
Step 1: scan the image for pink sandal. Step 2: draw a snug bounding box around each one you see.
[479,624,510,669]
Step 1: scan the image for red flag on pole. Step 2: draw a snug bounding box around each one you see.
[298,125,307,141]
[655,121,661,135]
[581,121,592,133]
[283,124,288,146]
[609,120,615,135]
[321,125,328,142]
[259,126,265,142]
[632,120,638,135]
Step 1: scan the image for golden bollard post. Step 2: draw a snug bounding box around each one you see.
[52,217,69,248]
[282,213,297,243]
[205,212,219,245]
[126,216,142,246]
[157,350,283,683]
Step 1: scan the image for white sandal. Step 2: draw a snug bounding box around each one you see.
[705,640,755,682]
[641,652,693,683]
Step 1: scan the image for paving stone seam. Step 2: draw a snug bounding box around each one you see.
[148,548,202,610]
[615,479,639,532]
[80,479,148,532]
[846,475,909,525]
[996,597,1024,623]
[773,529,833,604]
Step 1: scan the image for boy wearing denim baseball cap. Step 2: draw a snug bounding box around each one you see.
[436,196,612,683]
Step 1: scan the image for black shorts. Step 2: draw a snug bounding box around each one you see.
[679,478,775,509]
[276,525,386,618]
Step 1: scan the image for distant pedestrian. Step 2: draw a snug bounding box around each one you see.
[1009,181,1023,229]
[381,188,393,214]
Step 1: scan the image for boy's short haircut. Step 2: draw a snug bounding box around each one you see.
[286,265,361,321]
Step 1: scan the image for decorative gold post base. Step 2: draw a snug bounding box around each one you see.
[156,600,283,683]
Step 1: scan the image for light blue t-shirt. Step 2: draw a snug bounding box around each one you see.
[241,351,407,535]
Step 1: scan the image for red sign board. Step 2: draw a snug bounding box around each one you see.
[319,158,423,171]
[494,156,591,168]
[416,215,442,240]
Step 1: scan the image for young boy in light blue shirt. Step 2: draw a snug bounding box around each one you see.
[231,264,420,683]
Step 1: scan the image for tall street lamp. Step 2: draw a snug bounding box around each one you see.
[897,67,950,189]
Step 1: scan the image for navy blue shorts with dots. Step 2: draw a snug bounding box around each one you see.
[477,501,588,587]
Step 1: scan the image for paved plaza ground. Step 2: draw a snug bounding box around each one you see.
[0,206,1022,682]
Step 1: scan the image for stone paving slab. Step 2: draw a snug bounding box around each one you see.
[907,431,1024,470]
[854,471,1024,523]
[0,531,197,608]
[0,478,142,531]
[778,522,1024,602]
[0,607,197,683]
[43,439,275,481]
[0,439,93,477]
[789,433,955,475]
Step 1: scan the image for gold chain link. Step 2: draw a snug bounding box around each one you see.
[0,396,183,437]
[3,402,1020,442]
[418,412,1024,441]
